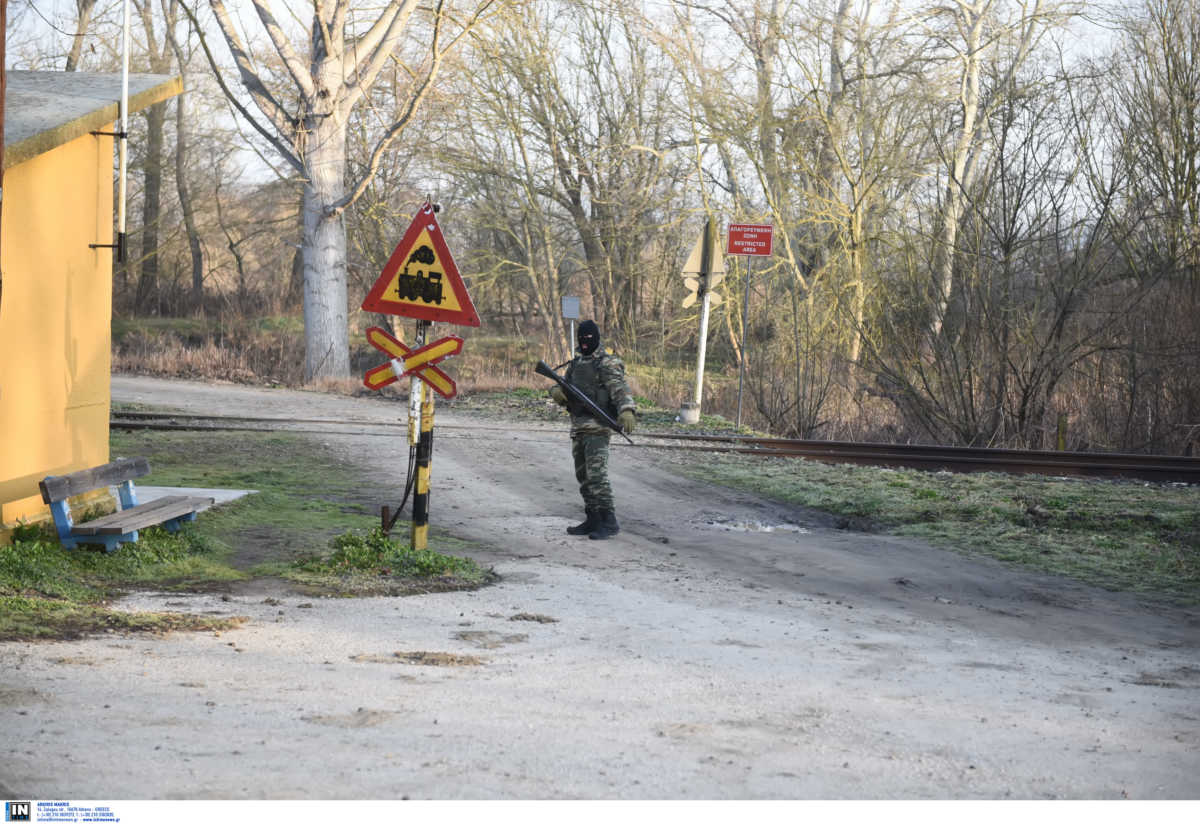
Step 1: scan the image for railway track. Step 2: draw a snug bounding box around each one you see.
[109,410,1200,484]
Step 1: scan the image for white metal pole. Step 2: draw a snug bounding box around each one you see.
[408,321,427,445]
[691,218,715,410]
[693,290,711,407]
[117,0,130,262]
[736,256,752,428]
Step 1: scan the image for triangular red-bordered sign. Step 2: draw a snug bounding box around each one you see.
[361,202,480,326]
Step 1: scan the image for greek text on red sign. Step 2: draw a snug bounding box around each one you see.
[727,223,774,256]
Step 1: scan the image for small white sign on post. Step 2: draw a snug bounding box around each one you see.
[561,295,581,355]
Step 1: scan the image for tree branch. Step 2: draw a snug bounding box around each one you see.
[341,0,420,113]
[331,2,446,216]
[250,0,315,99]
[188,1,304,174]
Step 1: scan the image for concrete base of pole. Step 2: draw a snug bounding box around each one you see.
[679,402,701,424]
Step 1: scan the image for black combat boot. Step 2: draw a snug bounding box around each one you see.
[588,510,620,540]
[567,508,598,535]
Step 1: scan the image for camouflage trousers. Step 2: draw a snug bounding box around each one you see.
[571,431,613,512]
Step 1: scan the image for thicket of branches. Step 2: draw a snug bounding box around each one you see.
[9,0,1200,453]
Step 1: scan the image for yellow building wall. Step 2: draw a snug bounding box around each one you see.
[0,129,114,533]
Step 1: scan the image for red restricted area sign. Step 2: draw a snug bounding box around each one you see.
[727,223,774,256]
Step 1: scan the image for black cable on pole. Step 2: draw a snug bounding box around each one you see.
[383,442,418,535]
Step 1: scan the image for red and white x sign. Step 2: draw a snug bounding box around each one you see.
[362,326,461,398]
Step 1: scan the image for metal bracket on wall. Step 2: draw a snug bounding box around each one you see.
[90,233,127,264]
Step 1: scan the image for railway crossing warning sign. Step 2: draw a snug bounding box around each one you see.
[363,325,459,398]
[361,203,481,326]
[682,221,726,309]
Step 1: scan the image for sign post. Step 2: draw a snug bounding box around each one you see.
[680,218,725,424]
[726,224,774,429]
[410,322,433,550]
[360,202,479,550]
[561,295,580,357]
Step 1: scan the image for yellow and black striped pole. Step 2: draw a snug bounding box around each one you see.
[405,320,434,551]
[411,377,434,551]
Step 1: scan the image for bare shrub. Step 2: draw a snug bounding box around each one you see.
[113,322,304,386]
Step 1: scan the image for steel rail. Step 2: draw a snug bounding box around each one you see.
[109,412,1200,484]
[645,432,1200,482]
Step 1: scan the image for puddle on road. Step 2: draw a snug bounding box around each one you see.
[454,630,528,649]
[702,517,809,535]
[350,651,486,666]
[302,708,398,728]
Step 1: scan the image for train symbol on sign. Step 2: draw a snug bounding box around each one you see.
[393,245,444,305]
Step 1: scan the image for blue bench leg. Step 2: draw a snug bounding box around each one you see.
[48,500,78,548]
[161,512,199,533]
[99,533,136,553]
[116,480,138,509]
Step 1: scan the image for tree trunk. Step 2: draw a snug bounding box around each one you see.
[135,101,166,314]
[65,0,97,71]
[164,0,203,313]
[848,207,865,363]
[302,120,350,381]
[174,92,204,313]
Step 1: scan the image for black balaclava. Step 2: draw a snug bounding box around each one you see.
[578,319,600,356]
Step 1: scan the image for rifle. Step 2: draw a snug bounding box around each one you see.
[535,360,634,444]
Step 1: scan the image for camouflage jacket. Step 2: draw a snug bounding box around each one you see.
[563,351,636,436]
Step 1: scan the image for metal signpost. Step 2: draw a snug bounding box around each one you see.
[727,224,774,429]
[680,218,725,423]
[360,202,479,550]
[561,295,580,356]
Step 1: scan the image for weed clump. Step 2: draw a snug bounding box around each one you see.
[298,527,480,578]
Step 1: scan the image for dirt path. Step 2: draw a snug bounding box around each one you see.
[2,375,1198,799]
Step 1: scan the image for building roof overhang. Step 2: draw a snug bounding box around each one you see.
[3,71,183,170]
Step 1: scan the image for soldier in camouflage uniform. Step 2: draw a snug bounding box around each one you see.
[549,319,637,540]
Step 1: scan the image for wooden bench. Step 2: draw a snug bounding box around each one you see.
[39,458,214,552]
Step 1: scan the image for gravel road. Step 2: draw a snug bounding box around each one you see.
[1,375,1197,799]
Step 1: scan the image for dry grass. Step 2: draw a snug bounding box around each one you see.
[113,319,554,397]
[108,317,933,443]
[113,322,303,386]
[111,318,884,436]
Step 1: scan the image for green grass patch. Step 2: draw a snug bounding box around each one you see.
[668,453,1200,604]
[0,595,244,642]
[255,315,304,334]
[110,429,380,566]
[2,423,494,639]
[112,315,212,343]
[1,522,243,599]
[0,524,247,642]
[281,527,494,596]
[112,314,302,343]
[111,427,492,596]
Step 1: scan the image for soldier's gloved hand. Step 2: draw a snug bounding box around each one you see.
[550,386,568,407]
[618,410,636,434]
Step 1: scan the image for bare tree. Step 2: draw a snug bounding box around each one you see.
[925,0,1061,344]
[451,0,682,348]
[132,0,177,315]
[158,0,206,312]
[192,0,497,380]
[1083,0,1200,451]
